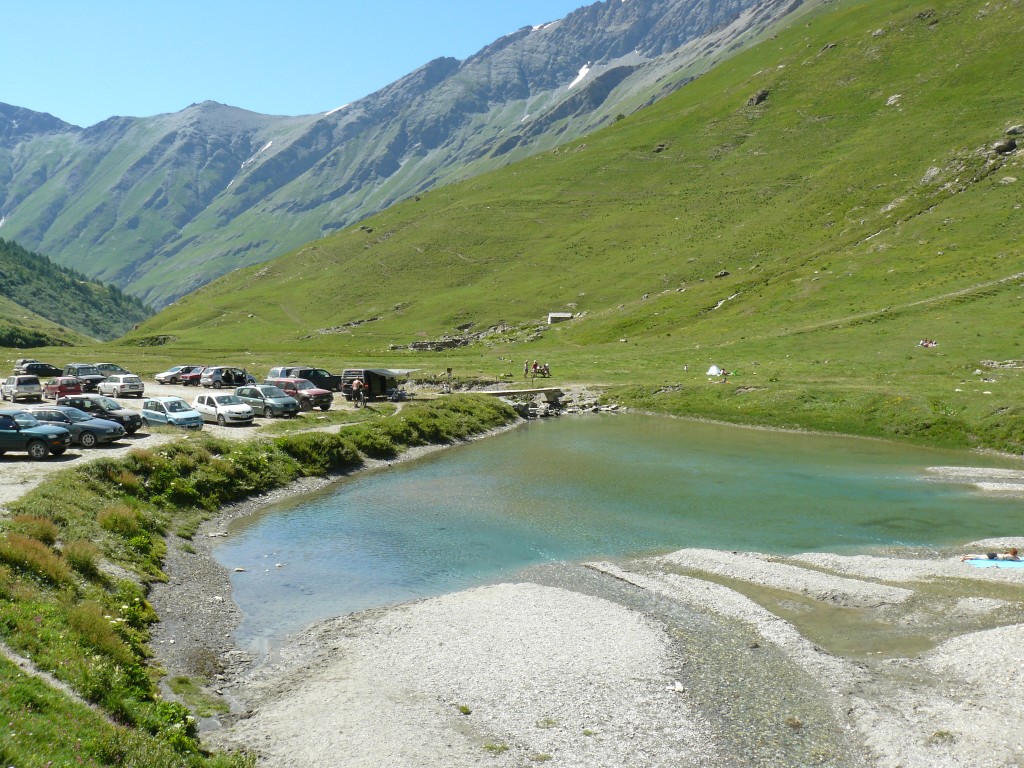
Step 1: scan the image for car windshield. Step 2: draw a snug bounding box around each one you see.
[63,409,95,423]
[165,366,184,374]
[165,400,190,413]
[123,377,141,383]
[12,413,41,428]
[214,395,243,405]
[75,366,101,376]
[261,386,287,398]
[295,380,315,390]
[95,396,122,411]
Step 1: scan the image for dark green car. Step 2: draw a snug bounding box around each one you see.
[0,408,72,459]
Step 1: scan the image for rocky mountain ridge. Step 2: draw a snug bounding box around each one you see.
[0,0,810,308]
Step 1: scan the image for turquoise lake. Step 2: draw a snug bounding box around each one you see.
[215,413,1024,647]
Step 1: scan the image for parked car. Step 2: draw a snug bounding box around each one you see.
[44,377,84,400]
[1,375,43,403]
[63,364,106,392]
[56,393,144,434]
[155,365,203,385]
[19,361,63,378]
[95,363,133,376]
[13,358,41,372]
[192,393,254,426]
[179,367,207,386]
[267,366,342,392]
[97,374,145,398]
[25,405,126,447]
[200,366,255,389]
[0,408,72,459]
[234,384,300,418]
[140,397,204,430]
[264,378,333,411]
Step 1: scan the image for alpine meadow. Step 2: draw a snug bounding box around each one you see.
[1,0,1024,765]
[92,0,1024,451]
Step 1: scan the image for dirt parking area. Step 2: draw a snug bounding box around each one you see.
[0,379,354,510]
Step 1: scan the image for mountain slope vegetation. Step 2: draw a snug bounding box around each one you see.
[129,0,1023,450]
[0,0,813,308]
[0,239,152,343]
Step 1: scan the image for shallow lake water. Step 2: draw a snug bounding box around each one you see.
[215,413,1024,648]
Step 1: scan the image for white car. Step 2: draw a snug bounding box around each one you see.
[192,393,254,426]
[97,374,145,398]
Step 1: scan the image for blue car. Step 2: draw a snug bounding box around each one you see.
[141,397,204,430]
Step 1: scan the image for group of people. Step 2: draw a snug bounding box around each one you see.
[917,338,939,348]
[525,360,551,378]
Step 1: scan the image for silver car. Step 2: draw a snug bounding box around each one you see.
[97,374,145,398]
[1,375,43,403]
[234,384,300,418]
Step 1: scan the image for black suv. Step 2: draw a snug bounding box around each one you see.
[267,366,341,391]
[56,393,144,434]
[63,363,106,392]
[18,361,63,377]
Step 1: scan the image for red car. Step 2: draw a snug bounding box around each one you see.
[179,366,207,386]
[44,377,84,400]
[263,378,333,411]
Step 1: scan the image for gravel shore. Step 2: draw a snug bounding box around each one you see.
[155,495,1024,768]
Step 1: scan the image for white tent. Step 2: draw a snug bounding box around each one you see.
[706,365,722,376]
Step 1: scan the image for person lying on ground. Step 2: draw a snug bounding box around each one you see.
[961,547,1019,562]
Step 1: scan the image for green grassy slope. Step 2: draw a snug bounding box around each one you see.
[15,0,1024,448]
[0,294,93,349]
[0,239,152,342]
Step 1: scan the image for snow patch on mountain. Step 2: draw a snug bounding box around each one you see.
[568,64,592,90]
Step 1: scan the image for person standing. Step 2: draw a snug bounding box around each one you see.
[353,377,364,408]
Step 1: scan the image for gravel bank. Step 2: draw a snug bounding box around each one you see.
[191,538,1024,768]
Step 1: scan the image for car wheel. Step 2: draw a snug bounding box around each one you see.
[79,431,98,448]
[213,381,222,389]
[263,406,273,418]
[169,377,178,385]
[217,414,226,426]
[299,399,312,412]
[27,440,49,460]
[320,403,331,411]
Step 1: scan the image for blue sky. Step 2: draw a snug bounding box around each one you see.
[3,1,587,127]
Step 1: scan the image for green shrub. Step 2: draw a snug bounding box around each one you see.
[276,432,362,474]
[67,600,135,668]
[0,533,74,588]
[98,505,144,538]
[348,426,399,459]
[8,515,60,546]
[63,540,102,578]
